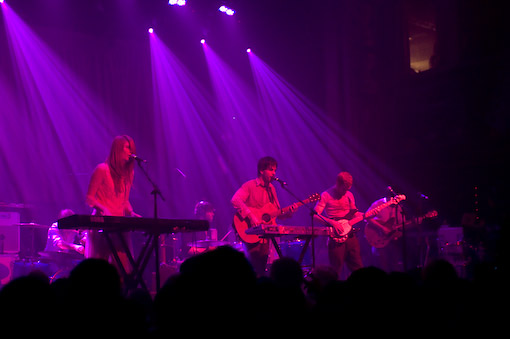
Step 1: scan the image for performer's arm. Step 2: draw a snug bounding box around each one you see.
[124,200,141,217]
[313,194,333,226]
[366,215,391,234]
[51,228,85,254]
[85,164,111,215]
[231,182,261,225]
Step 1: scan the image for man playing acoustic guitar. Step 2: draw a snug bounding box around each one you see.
[231,156,298,276]
[365,196,437,273]
[365,197,406,273]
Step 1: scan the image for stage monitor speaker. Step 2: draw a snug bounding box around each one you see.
[0,212,20,254]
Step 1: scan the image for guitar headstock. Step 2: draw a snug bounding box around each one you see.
[390,194,406,204]
[306,193,320,203]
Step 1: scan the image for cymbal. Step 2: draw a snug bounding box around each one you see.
[17,222,49,229]
[187,240,231,248]
[0,202,32,209]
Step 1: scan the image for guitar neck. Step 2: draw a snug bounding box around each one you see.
[387,218,412,230]
[394,213,436,229]
[259,193,319,222]
[383,210,437,231]
[279,200,305,216]
[365,195,406,219]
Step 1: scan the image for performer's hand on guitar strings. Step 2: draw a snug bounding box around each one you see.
[248,212,261,226]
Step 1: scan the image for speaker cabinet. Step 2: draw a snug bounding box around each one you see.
[0,212,20,254]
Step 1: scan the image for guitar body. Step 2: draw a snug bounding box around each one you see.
[364,210,438,248]
[232,203,279,244]
[232,193,320,244]
[364,220,401,248]
[330,209,362,243]
[331,194,408,244]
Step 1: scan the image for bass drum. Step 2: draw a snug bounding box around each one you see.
[38,251,84,282]
[11,260,52,280]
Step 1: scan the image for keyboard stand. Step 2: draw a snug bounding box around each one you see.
[263,235,314,266]
[102,230,160,294]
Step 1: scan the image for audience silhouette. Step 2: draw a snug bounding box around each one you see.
[0,245,504,336]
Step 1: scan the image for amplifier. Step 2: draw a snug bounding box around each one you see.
[0,212,20,254]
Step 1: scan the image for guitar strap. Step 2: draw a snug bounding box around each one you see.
[265,185,276,205]
[348,194,353,209]
[331,194,354,221]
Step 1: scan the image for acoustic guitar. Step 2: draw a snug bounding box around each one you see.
[232,193,320,244]
[364,210,438,248]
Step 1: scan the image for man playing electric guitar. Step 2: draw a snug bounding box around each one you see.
[313,171,364,278]
[231,156,298,276]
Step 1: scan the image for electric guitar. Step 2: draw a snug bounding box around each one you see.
[329,194,406,243]
[364,210,438,248]
[232,193,320,244]
[328,209,364,243]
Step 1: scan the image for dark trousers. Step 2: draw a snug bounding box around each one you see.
[328,235,363,278]
[244,239,269,277]
[375,237,404,273]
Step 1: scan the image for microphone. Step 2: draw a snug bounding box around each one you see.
[130,154,147,163]
[387,186,397,196]
[273,177,287,186]
[418,192,429,200]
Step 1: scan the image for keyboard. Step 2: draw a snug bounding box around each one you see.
[245,224,332,237]
[58,214,209,233]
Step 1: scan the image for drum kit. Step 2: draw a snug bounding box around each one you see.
[2,222,85,283]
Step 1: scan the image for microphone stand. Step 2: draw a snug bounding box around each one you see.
[388,186,407,272]
[135,159,166,292]
[275,180,330,271]
[390,190,407,272]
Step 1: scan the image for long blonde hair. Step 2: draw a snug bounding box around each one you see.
[107,135,136,194]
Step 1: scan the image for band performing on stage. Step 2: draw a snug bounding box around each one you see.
[1,146,499,335]
[2,146,445,286]
[0,1,505,334]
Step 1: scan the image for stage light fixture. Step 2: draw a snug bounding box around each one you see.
[219,5,235,16]
[169,0,186,6]
[148,27,154,34]
[246,48,252,53]
[200,39,206,44]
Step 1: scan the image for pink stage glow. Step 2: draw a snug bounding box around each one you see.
[200,44,406,220]
[149,33,238,224]
[0,1,500,284]
[1,3,116,217]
